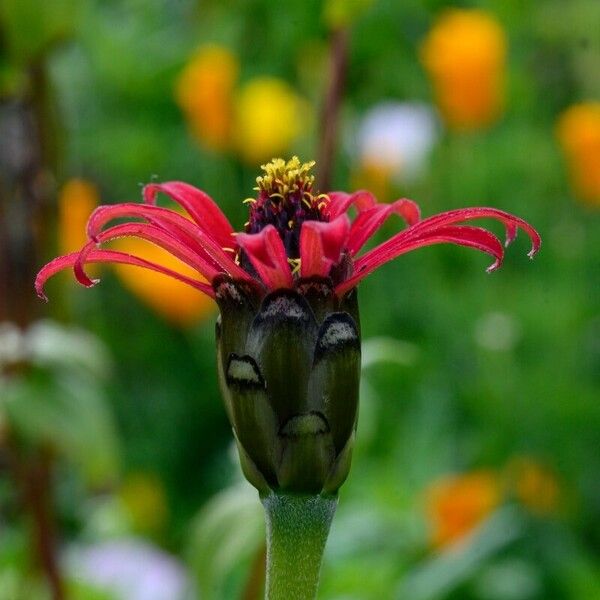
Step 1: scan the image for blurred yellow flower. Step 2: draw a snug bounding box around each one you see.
[111,235,215,327]
[426,470,501,549]
[421,10,507,130]
[175,45,239,151]
[556,102,600,206]
[119,472,168,535]
[234,77,308,164]
[507,457,560,515]
[59,178,100,256]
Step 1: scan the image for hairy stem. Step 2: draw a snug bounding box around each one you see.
[262,493,337,600]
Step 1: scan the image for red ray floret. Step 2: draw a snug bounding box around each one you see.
[236,225,294,290]
[346,197,421,256]
[335,207,541,296]
[36,159,540,304]
[35,249,214,301]
[143,181,235,249]
[85,203,249,281]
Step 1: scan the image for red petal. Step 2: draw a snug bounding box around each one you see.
[400,207,541,258]
[236,226,293,290]
[336,225,505,295]
[347,198,421,256]
[143,182,235,249]
[35,250,214,301]
[90,207,251,282]
[326,190,377,219]
[86,202,242,276]
[299,215,351,278]
[76,222,224,285]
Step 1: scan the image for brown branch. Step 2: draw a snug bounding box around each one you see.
[7,442,64,600]
[317,27,349,192]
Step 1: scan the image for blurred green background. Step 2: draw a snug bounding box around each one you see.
[0,0,599,598]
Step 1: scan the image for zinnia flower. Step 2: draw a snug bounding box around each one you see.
[37,157,540,495]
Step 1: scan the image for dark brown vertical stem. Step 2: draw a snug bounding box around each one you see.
[0,59,57,326]
[317,28,349,192]
[6,441,64,600]
[23,450,65,600]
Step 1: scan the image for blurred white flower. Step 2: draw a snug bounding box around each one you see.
[68,538,191,600]
[474,312,521,352]
[355,102,439,183]
[0,319,111,377]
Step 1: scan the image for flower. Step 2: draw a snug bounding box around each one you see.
[233,77,309,164]
[556,102,600,206]
[175,45,309,163]
[58,178,214,326]
[353,102,438,200]
[67,538,190,600]
[59,179,101,256]
[421,10,507,130]
[175,45,239,151]
[355,102,438,183]
[37,157,540,494]
[426,470,501,549]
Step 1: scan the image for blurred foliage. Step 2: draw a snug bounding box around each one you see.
[0,0,599,598]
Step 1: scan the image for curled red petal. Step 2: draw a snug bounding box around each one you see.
[90,207,251,282]
[85,202,243,277]
[35,249,214,301]
[347,198,421,256]
[143,181,235,249]
[77,222,224,284]
[299,215,351,278]
[236,226,293,290]
[401,207,540,258]
[336,225,505,296]
[326,190,377,219]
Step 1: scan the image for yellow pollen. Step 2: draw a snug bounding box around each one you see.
[287,257,302,274]
[287,220,294,229]
[255,156,316,197]
[243,198,257,204]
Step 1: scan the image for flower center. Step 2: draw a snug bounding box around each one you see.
[244,157,329,261]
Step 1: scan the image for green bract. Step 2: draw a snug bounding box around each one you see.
[214,275,361,496]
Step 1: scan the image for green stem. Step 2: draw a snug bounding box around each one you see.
[262,493,337,600]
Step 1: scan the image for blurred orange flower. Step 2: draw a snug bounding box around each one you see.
[556,102,600,206]
[421,10,507,130]
[175,45,239,151]
[507,457,560,515]
[175,45,309,163]
[58,178,214,326]
[111,236,215,327]
[426,470,501,549]
[59,179,100,256]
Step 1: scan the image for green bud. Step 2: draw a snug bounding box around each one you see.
[215,277,361,496]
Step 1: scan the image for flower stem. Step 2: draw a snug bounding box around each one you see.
[317,27,349,191]
[262,493,337,600]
